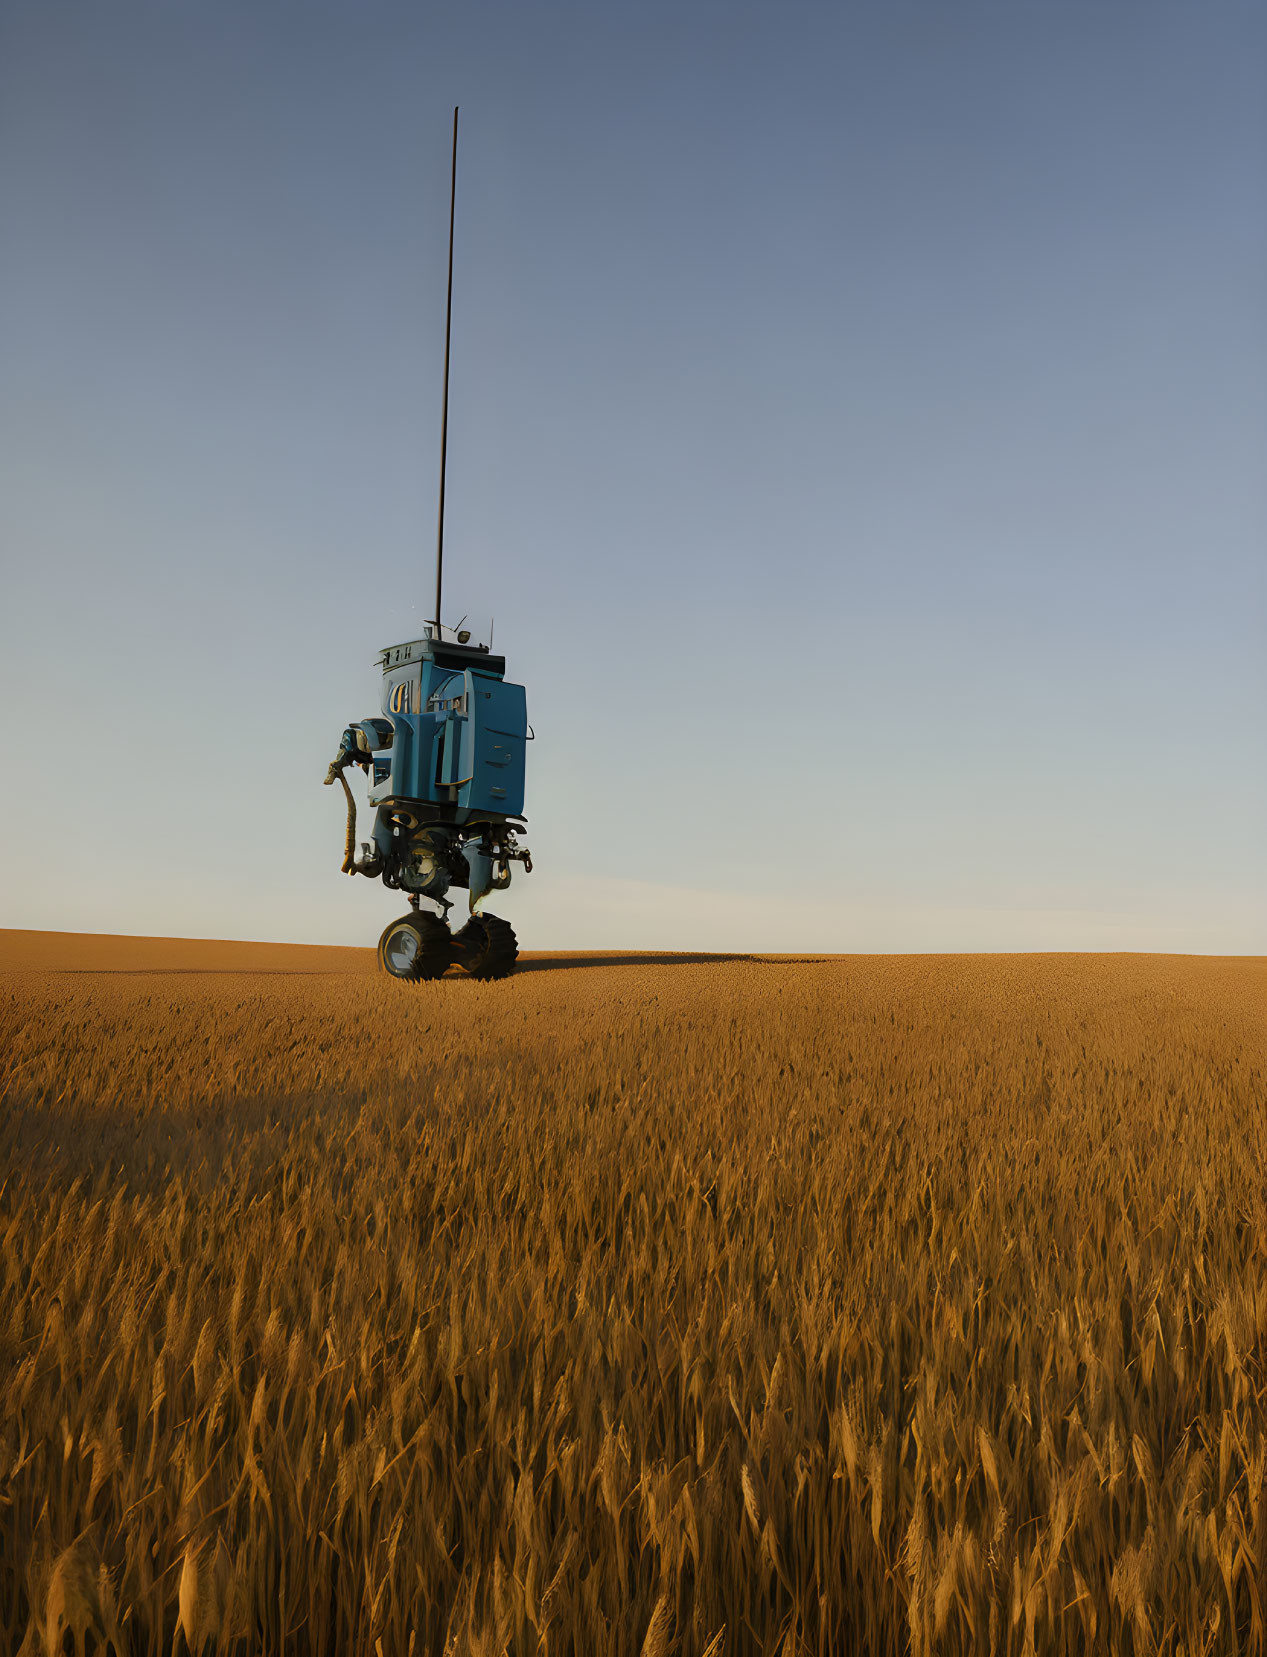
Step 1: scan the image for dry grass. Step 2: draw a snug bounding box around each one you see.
[1,932,1264,1655]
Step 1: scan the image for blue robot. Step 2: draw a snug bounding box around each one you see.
[327,111,533,979]
[325,622,532,979]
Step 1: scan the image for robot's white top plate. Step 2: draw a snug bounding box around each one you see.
[378,625,474,671]
[380,622,503,672]
[379,638,429,670]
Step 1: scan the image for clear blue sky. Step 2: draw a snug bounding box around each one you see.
[2,2,1263,951]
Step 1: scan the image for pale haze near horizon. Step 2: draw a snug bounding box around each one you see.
[1,2,1263,954]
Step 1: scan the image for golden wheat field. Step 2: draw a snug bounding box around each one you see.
[1,930,1264,1656]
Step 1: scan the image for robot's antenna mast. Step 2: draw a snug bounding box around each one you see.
[433,105,458,634]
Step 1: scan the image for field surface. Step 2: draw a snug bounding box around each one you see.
[2,931,1264,1656]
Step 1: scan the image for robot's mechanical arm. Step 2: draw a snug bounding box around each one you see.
[323,718,397,876]
[324,719,394,783]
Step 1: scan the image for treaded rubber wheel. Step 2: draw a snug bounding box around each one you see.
[377,913,453,981]
[451,913,518,980]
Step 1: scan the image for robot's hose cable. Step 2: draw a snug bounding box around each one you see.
[323,760,357,875]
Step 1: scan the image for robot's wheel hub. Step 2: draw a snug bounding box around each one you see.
[383,928,420,973]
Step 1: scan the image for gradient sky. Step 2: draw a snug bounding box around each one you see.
[2,2,1263,952]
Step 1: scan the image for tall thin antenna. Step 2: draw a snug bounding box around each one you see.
[433,105,458,633]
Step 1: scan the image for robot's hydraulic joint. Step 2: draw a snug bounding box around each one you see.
[480,827,532,886]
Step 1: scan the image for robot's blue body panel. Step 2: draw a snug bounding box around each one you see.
[366,640,527,821]
[462,676,527,815]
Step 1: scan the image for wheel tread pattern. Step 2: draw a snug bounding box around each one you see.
[452,914,518,979]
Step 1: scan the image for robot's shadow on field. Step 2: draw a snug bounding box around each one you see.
[517,953,756,973]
